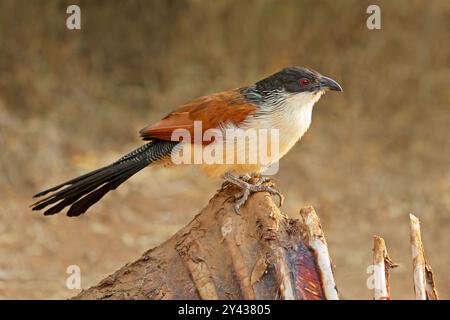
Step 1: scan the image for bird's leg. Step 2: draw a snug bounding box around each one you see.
[224,172,283,214]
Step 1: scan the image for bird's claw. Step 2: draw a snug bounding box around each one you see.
[224,173,283,214]
[264,185,284,208]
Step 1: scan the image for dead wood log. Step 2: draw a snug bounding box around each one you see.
[73,182,338,300]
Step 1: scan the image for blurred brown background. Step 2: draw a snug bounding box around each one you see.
[0,0,449,299]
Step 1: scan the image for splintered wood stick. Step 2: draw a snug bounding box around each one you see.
[300,206,339,300]
[372,236,397,300]
[409,214,439,300]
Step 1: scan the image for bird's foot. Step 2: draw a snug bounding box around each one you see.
[219,173,252,191]
[224,173,284,214]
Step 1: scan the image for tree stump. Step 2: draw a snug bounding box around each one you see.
[74,182,338,300]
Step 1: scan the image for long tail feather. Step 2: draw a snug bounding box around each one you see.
[31,140,178,216]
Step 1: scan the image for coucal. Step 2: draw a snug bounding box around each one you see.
[31,67,342,216]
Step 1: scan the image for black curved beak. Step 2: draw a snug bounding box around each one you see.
[320,75,343,92]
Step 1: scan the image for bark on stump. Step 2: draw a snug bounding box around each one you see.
[74,182,337,300]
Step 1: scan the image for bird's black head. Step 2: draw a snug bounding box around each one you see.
[255,67,343,94]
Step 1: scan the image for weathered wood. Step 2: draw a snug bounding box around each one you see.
[409,214,439,300]
[372,236,397,300]
[74,182,338,300]
[299,206,339,300]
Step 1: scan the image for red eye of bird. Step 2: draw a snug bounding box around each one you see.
[299,78,310,87]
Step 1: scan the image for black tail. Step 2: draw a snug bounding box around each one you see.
[31,140,178,217]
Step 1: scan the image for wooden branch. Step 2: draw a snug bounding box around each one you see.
[74,182,338,300]
[372,236,397,300]
[409,214,439,300]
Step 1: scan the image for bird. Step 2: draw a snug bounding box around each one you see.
[31,66,342,216]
